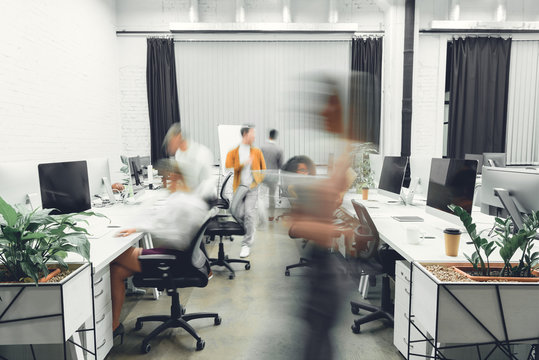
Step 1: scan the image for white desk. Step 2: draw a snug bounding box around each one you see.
[341,190,498,263]
[341,190,499,359]
[63,189,166,360]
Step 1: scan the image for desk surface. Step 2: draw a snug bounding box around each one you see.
[66,190,167,273]
[342,190,499,263]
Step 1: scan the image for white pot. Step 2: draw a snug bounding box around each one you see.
[411,261,539,345]
[0,263,93,345]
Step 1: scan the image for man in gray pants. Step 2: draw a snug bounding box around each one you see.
[226,125,266,258]
[260,129,283,221]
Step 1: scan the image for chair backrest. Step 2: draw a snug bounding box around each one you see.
[188,212,217,266]
[351,199,380,260]
[229,184,248,224]
[220,172,233,201]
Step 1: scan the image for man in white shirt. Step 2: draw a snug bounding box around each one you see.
[225,125,266,258]
[164,123,216,202]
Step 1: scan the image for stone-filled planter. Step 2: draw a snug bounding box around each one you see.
[0,263,93,346]
[408,261,539,359]
[452,264,539,283]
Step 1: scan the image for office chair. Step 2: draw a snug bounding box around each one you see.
[205,185,251,279]
[132,217,222,354]
[209,172,232,210]
[348,199,394,334]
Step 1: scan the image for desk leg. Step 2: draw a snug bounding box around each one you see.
[140,234,159,300]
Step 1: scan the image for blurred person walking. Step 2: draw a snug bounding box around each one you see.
[225,125,266,258]
[260,129,283,222]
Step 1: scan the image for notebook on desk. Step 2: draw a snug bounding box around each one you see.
[392,216,424,222]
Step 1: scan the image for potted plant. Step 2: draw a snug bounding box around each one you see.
[0,195,104,348]
[448,204,539,281]
[406,206,539,358]
[351,142,377,200]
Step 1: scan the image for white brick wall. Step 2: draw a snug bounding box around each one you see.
[0,0,121,164]
[118,37,151,157]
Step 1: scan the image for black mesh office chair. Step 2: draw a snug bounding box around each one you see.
[349,199,394,334]
[209,172,232,210]
[205,186,251,279]
[132,217,221,354]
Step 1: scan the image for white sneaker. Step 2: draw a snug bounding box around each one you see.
[240,246,250,258]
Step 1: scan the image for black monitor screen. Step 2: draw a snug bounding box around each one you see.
[378,156,408,195]
[464,154,484,174]
[427,159,478,215]
[38,161,91,215]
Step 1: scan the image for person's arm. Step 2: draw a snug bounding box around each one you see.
[259,149,267,170]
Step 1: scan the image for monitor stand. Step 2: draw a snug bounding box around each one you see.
[494,188,526,231]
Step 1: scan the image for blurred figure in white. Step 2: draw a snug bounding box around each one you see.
[260,129,284,222]
[164,122,216,202]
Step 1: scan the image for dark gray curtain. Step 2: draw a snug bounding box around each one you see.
[349,37,383,147]
[447,37,511,159]
[146,38,181,165]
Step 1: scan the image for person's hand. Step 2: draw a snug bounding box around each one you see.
[112,183,125,193]
[116,228,136,237]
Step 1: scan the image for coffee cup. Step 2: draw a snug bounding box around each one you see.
[406,226,425,245]
[362,187,369,200]
[444,228,462,256]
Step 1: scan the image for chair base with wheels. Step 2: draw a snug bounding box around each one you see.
[350,273,394,334]
[205,219,251,280]
[284,257,311,276]
[210,237,251,279]
[134,288,221,353]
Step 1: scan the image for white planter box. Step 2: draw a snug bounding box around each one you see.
[410,261,539,356]
[0,263,93,346]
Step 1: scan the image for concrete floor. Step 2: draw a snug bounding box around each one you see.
[106,219,404,360]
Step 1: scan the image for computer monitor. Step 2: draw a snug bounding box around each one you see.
[409,156,432,196]
[480,166,539,230]
[465,154,484,175]
[368,154,384,187]
[86,157,112,197]
[483,153,506,168]
[378,156,408,200]
[426,158,478,224]
[38,160,91,215]
[129,156,142,186]
[0,161,41,207]
[140,155,151,177]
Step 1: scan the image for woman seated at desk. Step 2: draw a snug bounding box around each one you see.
[111,159,211,341]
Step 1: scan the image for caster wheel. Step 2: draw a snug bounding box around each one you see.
[134,321,143,331]
[351,306,360,315]
[181,306,186,315]
[141,342,151,353]
[229,273,235,280]
[285,270,290,276]
[225,255,229,260]
[196,339,205,351]
[351,325,360,334]
[214,316,222,325]
[245,263,251,270]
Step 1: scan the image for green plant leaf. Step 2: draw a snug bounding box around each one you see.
[0,196,18,227]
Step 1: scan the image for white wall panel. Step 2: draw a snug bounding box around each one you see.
[175,40,350,164]
[506,40,539,164]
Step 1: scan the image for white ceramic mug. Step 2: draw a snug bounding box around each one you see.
[406,226,425,245]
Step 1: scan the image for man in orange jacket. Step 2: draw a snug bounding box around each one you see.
[225,125,266,258]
